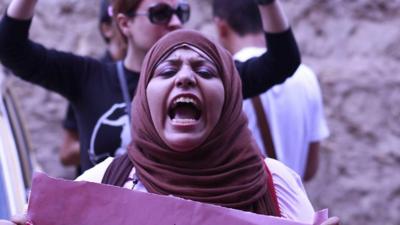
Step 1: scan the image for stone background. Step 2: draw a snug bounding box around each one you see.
[1,0,400,224]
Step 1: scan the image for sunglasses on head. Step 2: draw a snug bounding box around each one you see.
[127,2,191,25]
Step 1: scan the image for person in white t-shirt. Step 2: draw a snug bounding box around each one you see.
[212,0,330,181]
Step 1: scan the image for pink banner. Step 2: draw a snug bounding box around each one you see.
[28,173,327,225]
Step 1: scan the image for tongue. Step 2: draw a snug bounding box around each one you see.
[174,105,198,120]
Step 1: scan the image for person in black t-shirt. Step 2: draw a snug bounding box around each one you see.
[59,0,127,176]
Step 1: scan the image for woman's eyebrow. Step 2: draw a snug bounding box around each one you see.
[190,57,217,67]
[159,58,182,66]
[189,59,214,67]
[161,55,214,67]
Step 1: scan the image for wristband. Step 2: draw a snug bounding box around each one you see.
[255,0,275,5]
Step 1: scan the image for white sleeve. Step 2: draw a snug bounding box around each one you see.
[75,157,114,183]
[265,158,315,223]
[302,66,330,142]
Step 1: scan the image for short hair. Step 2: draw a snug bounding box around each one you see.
[99,0,112,43]
[99,0,112,24]
[212,0,263,36]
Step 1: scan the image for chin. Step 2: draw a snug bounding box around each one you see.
[164,134,204,152]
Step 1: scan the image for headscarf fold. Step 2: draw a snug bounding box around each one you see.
[128,29,280,216]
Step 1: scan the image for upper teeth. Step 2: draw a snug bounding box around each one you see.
[174,97,197,106]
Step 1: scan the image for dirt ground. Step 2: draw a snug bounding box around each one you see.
[1,0,400,224]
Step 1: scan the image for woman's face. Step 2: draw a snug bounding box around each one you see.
[125,0,185,53]
[146,47,225,152]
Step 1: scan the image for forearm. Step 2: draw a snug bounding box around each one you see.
[258,0,299,71]
[258,0,289,33]
[7,0,37,20]
[303,142,320,182]
[0,13,35,76]
[238,29,300,98]
[0,13,91,101]
[59,129,81,166]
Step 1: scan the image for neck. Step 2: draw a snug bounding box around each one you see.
[123,45,146,72]
[108,41,126,62]
[228,33,265,55]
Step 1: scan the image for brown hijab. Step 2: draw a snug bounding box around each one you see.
[128,29,280,216]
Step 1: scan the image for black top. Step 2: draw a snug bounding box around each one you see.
[63,51,115,132]
[0,14,300,171]
[63,105,78,131]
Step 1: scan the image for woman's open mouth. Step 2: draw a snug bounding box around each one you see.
[168,96,202,124]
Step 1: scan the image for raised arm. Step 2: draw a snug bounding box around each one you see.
[237,0,300,99]
[7,0,37,19]
[258,0,289,32]
[0,0,103,102]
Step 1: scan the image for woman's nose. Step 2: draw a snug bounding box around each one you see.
[168,14,183,29]
[175,68,196,88]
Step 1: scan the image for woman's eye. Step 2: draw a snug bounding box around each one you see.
[155,67,177,78]
[197,67,216,79]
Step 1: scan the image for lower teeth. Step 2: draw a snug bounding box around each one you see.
[172,118,196,124]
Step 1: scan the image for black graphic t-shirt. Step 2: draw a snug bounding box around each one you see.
[62,51,115,134]
[0,14,300,171]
